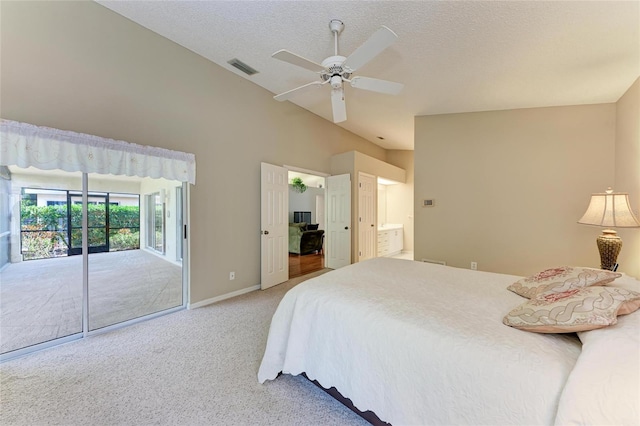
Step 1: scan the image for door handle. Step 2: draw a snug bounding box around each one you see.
[370,224,374,227]
[344,226,349,230]
[262,230,269,235]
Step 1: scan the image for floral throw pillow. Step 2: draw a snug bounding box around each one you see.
[503,286,640,333]
[507,266,621,299]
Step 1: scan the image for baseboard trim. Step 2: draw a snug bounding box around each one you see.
[188,284,260,309]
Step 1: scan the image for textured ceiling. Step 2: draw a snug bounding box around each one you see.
[97,1,640,150]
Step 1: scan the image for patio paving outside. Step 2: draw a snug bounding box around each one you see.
[0,249,182,354]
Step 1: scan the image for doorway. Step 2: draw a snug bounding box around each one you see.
[287,169,326,279]
[260,163,351,289]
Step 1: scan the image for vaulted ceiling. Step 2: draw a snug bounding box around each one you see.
[97,1,640,150]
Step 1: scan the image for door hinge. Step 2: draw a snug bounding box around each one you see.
[184,224,187,239]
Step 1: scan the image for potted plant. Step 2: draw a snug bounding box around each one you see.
[291,177,307,193]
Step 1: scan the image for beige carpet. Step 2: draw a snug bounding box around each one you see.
[0,269,368,425]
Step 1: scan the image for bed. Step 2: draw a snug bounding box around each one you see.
[258,257,640,425]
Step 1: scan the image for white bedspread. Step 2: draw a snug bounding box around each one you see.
[258,258,582,425]
[555,273,640,426]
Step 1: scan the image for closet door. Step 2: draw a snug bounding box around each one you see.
[0,119,194,359]
[87,175,184,331]
[358,172,377,261]
[0,167,83,356]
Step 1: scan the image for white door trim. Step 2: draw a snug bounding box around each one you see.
[283,165,330,177]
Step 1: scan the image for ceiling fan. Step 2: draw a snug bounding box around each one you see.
[272,20,404,123]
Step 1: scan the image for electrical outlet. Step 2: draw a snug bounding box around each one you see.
[470,262,478,270]
[229,271,235,280]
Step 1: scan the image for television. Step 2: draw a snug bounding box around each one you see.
[293,211,312,224]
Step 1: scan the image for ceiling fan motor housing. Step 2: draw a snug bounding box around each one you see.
[321,55,351,87]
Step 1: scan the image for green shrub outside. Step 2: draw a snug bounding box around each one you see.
[110,229,140,251]
[20,202,140,259]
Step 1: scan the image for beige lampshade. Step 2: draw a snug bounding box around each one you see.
[578,189,640,228]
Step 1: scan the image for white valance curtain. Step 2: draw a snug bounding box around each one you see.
[0,119,196,184]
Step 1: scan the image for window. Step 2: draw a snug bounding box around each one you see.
[145,192,165,254]
[19,188,140,259]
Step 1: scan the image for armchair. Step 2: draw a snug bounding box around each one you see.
[289,223,324,255]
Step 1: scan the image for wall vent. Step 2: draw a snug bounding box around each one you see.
[421,258,447,266]
[227,58,259,76]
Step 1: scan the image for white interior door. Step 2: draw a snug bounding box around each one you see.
[358,172,376,261]
[261,162,289,289]
[326,174,351,269]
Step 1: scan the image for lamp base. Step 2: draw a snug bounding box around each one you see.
[596,229,622,271]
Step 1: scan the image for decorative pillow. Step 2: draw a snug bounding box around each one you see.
[503,286,640,333]
[507,266,621,299]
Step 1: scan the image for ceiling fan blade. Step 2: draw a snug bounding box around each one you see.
[331,89,347,123]
[274,81,324,102]
[350,76,404,95]
[342,26,398,72]
[272,49,325,73]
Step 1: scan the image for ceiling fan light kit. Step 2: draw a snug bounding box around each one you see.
[272,19,404,123]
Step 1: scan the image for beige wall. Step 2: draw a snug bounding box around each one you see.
[414,104,616,277]
[386,150,414,252]
[1,1,388,304]
[615,77,640,278]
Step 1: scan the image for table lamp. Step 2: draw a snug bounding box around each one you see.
[578,187,640,271]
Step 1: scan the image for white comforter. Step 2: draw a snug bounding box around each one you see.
[258,258,586,425]
[555,273,640,426]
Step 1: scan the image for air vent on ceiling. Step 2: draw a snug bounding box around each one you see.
[227,58,259,76]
